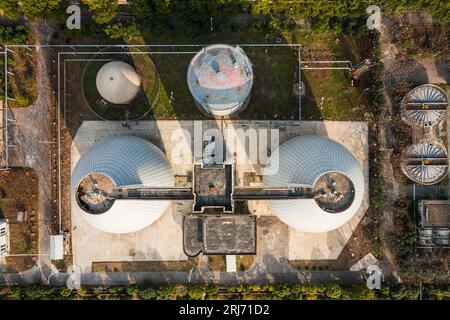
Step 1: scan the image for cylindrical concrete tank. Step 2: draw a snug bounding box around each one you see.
[187,44,254,117]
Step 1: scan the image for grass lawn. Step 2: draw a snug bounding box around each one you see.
[296,30,375,121]
[302,68,369,121]
[0,168,39,272]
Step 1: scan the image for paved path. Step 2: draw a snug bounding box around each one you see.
[0,269,370,286]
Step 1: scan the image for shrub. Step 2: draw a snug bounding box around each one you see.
[173,285,188,299]
[59,287,73,298]
[325,284,342,299]
[157,285,175,300]
[205,285,219,296]
[9,286,22,299]
[76,287,88,297]
[126,285,139,297]
[273,284,291,299]
[187,285,205,300]
[24,285,54,300]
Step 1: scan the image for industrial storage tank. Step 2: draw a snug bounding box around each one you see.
[264,136,365,233]
[401,84,448,128]
[187,44,254,117]
[71,136,174,233]
[401,141,448,185]
[96,61,141,105]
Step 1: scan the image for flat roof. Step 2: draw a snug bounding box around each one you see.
[203,215,256,254]
[184,215,256,256]
[193,164,233,212]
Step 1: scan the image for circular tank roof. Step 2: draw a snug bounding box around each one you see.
[264,136,365,233]
[401,141,448,185]
[76,173,116,215]
[96,61,141,105]
[402,84,448,127]
[313,172,356,213]
[71,136,174,233]
[187,44,254,116]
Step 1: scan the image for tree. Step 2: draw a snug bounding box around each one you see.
[60,287,73,298]
[325,284,342,299]
[187,285,205,300]
[82,0,118,24]
[104,23,140,40]
[139,286,158,300]
[0,25,29,44]
[20,0,63,18]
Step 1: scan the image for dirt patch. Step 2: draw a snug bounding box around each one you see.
[92,257,199,272]
[0,168,39,272]
[59,130,73,270]
[390,13,449,58]
[236,255,255,271]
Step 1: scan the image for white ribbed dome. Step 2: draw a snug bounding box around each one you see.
[71,136,174,233]
[187,44,253,116]
[96,61,141,104]
[264,136,365,233]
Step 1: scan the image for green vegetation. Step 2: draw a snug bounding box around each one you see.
[1,0,447,27]
[0,0,63,20]
[104,23,140,40]
[1,283,449,300]
[122,0,449,35]
[82,47,159,120]
[0,168,39,272]
[0,25,36,107]
[0,25,29,44]
[81,0,118,25]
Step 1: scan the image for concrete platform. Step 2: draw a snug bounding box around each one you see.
[246,121,369,260]
[70,120,369,267]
